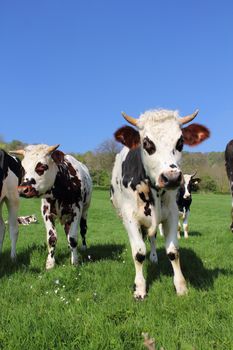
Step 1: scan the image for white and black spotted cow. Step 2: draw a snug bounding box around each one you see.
[0,149,22,259]
[111,109,209,299]
[11,144,92,269]
[176,172,201,239]
[225,140,233,232]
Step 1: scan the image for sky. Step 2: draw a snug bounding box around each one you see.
[0,0,232,154]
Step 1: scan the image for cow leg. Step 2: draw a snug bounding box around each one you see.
[177,220,181,239]
[158,223,164,236]
[65,208,80,266]
[183,210,190,239]
[163,213,187,295]
[230,197,233,232]
[6,198,19,260]
[123,214,146,299]
[149,235,158,263]
[0,202,6,255]
[80,208,88,251]
[41,199,57,270]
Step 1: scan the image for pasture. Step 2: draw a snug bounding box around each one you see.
[0,190,233,350]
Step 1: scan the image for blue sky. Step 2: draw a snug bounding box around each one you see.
[0,0,232,153]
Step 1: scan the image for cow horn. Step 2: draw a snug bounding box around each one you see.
[9,149,25,156]
[47,144,60,154]
[191,170,197,177]
[179,109,199,125]
[121,112,138,126]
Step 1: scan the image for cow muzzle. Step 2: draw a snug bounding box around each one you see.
[158,170,183,190]
[18,185,39,198]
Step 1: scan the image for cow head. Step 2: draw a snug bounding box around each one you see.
[115,109,209,190]
[182,172,201,199]
[10,144,64,198]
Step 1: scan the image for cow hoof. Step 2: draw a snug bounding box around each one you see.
[149,252,158,264]
[133,283,147,300]
[175,282,188,296]
[134,291,147,300]
[46,258,55,270]
[71,257,78,266]
[10,254,17,262]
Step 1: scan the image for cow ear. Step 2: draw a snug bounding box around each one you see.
[192,177,201,184]
[114,125,140,149]
[182,123,210,146]
[51,150,65,165]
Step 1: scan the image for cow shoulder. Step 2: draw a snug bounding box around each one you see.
[122,147,146,190]
[6,154,22,184]
[52,157,82,204]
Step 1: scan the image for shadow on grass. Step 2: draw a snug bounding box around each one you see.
[178,230,202,237]
[0,243,125,278]
[56,243,125,265]
[146,247,232,292]
[0,243,43,278]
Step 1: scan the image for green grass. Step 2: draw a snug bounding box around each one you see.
[1,190,233,350]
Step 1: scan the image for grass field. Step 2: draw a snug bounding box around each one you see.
[0,190,233,350]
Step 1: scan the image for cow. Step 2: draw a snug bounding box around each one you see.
[176,172,201,239]
[5,214,38,225]
[17,214,38,225]
[158,172,201,239]
[111,109,209,299]
[0,149,22,260]
[225,139,233,232]
[10,144,92,269]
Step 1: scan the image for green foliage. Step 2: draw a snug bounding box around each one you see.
[199,175,218,193]
[0,191,233,349]
[90,169,110,186]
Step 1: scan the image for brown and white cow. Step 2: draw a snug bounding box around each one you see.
[111,109,209,299]
[17,214,38,225]
[0,149,22,259]
[11,144,92,269]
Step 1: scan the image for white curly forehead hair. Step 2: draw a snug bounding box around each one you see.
[122,108,198,128]
[136,109,181,142]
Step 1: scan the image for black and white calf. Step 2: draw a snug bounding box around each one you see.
[111,109,209,299]
[225,140,233,232]
[11,144,92,269]
[0,149,21,259]
[176,173,201,239]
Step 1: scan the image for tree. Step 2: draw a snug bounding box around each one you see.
[199,175,218,193]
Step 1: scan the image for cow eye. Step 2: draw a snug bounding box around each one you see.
[35,162,49,176]
[143,137,156,155]
[176,136,184,152]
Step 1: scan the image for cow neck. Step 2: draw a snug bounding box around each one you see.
[48,160,82,206]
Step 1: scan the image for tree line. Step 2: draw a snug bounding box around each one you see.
[0,137,230,193]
